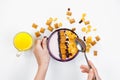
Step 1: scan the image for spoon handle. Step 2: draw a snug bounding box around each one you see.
[84,52,91,68]
[84,53,96,80]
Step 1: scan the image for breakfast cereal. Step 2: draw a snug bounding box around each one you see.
[71,28,76,31]
[54,23,59,29]
[95,35,100,41]
[84,21,90,25]
[48,26,54,32]
[40,27,45,33]
[94,50,97,56]
[69,18,75,24]
[91,40,96,46]
[35,31,41,37]
[32,23,38,29]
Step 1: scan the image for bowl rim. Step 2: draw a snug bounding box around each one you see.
[47,28,80,62]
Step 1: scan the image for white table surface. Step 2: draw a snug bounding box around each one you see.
[0,0,120,80]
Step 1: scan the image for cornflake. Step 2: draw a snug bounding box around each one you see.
[32,23,38,29]
[35,31,41,37]
[95,35,100,41]
[84,21,90,25]
[46,17,53,25]
[81,27,87,32]
[40,27,45,33]
[58,22,63,27]
[54,23,59,29]
[82,13,86,18]
[72,28,76,31]
[66,11,72,16]
[48,26,54,32]
[69,18,75,24]
[91,40,96,46]
[94,50,98,56]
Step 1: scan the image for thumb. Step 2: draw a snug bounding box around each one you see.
[42,37,48,50]
[87,69,94,80]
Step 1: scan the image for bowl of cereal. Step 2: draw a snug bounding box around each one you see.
[47,28,85,62]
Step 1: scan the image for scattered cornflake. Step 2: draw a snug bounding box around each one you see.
[86,47,90,53]
[40,27,45,33]
[48,26,54,32]
[95,35,100,41]
[84,21,90,25]
[87,25,92,29]
[54,23,59,29]
[86,36,92,43]
[82,13,86,18]
[32,23,38,29]
[35,31,41,37]
[85,37,93,53]
[81,25,92,33]
[91,40,96,46]
[81,17,85,22]
[58,22,63,27]
[94,50,98,56]
[81,27,87,32]
[79,13,86,24]
[86,28,91,33]
[46,17,53,25]
[71,28,76,31]
[66,11,72,16]
[86,44,91,48]
[69,18,75,24]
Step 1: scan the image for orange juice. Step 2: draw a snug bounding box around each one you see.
[13,32,33,51]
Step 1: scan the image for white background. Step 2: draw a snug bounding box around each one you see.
[0,0,120,80]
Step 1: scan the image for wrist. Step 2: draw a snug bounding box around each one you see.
[38,64,49,70]
[35,64,48,80]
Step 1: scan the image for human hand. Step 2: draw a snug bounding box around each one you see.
[33,37,50,68]
[33,37,50,80]
[80,60,101,80]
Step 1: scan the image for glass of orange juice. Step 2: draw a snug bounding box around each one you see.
[13,32,33,57]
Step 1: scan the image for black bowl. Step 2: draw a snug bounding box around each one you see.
[47,28,79,62]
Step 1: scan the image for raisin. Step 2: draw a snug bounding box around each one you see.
[66,52,69,58]
[66,38,69,41]
[69,53,72,56]
[83,36,86,41]
[68,8,70,11]
[79,20,83,24]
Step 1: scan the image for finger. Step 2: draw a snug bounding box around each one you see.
[80,65,89,70]
[42,38,48,50]
[87,69,94,80]
[81,69,89,73]
[80,65,89,73]
[36,39,42,50]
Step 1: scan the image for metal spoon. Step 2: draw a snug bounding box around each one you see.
[75,38,96,80]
